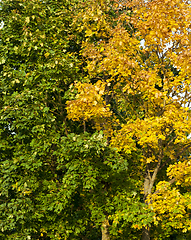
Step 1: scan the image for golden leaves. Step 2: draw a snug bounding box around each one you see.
[66,81,112,122]
[25,16,30,24]
[167,161,191,186]
[147,181,191,230]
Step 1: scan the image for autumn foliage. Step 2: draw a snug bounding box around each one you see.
[66,0,191,239]
[1,0,191,240]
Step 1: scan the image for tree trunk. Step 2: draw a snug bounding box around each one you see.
[142,158,161,240]
[142,172,152,240]
[102,218,110,240]
[142,226,150,240]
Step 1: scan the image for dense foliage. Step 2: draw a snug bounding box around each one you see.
[1,0,191,240]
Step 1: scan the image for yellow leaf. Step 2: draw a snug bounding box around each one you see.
[25,17,30,23]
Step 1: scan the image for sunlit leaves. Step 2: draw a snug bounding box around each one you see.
[66,80,112,121]
[66,0,191,238]
[147,181,191,231]
[167,161,191,186]
[2,0,191,239]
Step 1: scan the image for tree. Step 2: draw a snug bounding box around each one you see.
[66,0,191,239]
[0,1,148,240]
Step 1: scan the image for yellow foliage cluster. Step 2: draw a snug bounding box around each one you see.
[67,0,191,175]
[133,0,191,48]
[111,108,191,162]
[167,161,191,186]
[66,80,112,121]
[147,181,191,231]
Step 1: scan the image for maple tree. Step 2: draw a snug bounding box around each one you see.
[66,0,191,239]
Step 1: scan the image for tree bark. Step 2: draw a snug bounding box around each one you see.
[142,154,162,240]
[102,218,110,240]
[101,78,111,240]
[142,226,150,240]
[142,173,151,240]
